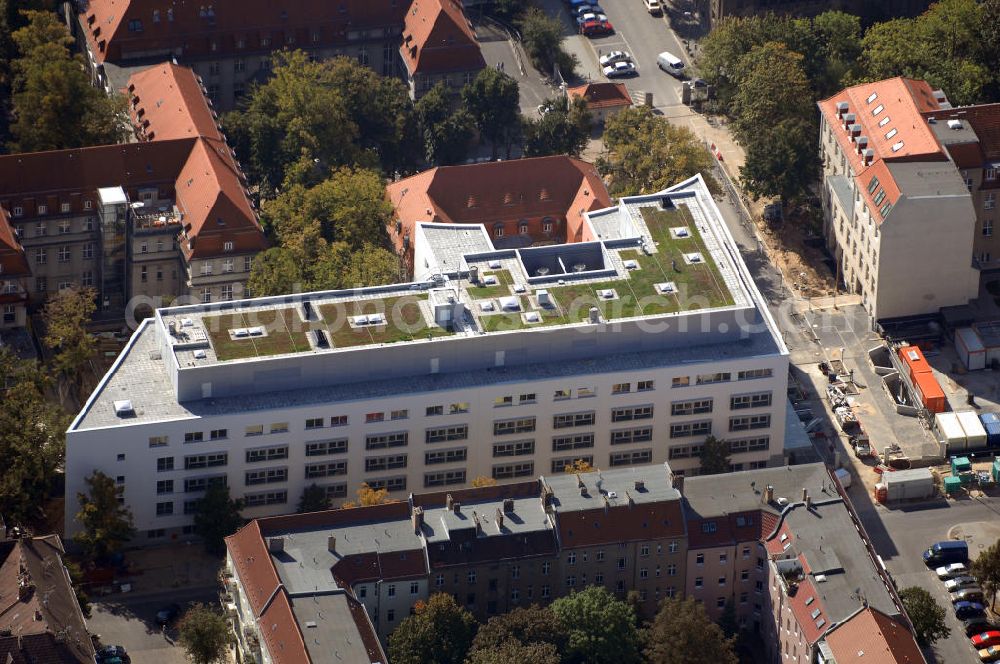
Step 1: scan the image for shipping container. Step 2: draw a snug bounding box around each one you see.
[980,413,1000,448]
[883,467,935,502]
[956,328,986,371]
[936,412,966,452]
[899,345,933,385]
[957,411,988,450]
[913,370,946,413]
[834,468,852,489]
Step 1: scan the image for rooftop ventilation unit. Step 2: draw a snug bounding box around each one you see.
[947,119,963,130]
[113,400,135,417]
[835,101,849,116]
[848,123,862,136]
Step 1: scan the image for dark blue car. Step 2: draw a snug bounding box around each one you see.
[955,601,986,620]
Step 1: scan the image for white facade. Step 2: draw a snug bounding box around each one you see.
[66,176,789,542]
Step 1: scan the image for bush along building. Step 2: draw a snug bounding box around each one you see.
[66,175,790,543]
[223,462,925,663]
[0,62,265,327]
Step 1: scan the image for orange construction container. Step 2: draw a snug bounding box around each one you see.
[898,345,932,384]
[913,370,946,413]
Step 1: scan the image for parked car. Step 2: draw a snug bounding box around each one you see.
[97,645,130,664]
[567,0,592,10]
[155,603,182,625]
[691,78,709,89]
[945,575,980,591]
[580,19,614,36]
[603,61,637,78]
[924,540,969,566]
[980,646,1000,663]
[573,4,603,16]
[956,601,987,620]
[967,618,998,637]
[576,12,609,25]
[937,563,969,579]
[973,631,1000,648]
[952,588,986,605]
[599,50,631,67]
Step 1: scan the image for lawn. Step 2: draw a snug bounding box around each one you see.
[467,269,514,299]
[204,295,454,359]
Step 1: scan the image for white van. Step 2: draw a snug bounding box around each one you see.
[643,0,662,14]
[657,51,685,78]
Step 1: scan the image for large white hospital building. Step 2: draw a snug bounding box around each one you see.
[66,175,790,541]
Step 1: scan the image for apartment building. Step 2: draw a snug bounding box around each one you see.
[0,207,30,330]
[818,77,979,321]
[66,174,788,542]
[681,464,921,663]
[0,530,96,664]
[399,0,486,100]
[387,156,613,269]
[223,462,923,662]
[76,0,483,110]
[0,62,265,323]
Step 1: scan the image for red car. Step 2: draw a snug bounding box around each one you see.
[579,19,614,36]
[974,631,1000,648]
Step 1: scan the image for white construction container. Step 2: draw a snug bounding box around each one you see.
[935,412,966,453]
[956,328,986,371]
[957,410,988,450]
[882,468,935,502]
[834,468,852,489]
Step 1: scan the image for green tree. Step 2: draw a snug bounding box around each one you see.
[74,471,135,564]
[646,597,738,664]
[0,348,66,526]
[977,0,1000,99]
[42,286,97,396]
[387,593,478,664]
[177,603,232,664]
[193,484,244,556]
[523,96,591,158]
[899,586,950,646]
[470,605,569,654]
[297,484,331,513]
[65,561,91,618]
[263,167,393,252]
[8,10,128,152]
[461,68,521,160]
[550,586,643,664]
[466,640,561,664]
[247,247,305,297]
[598,105,719,197]
[224,50,362,193]
[812,11,861,94]
[518,8,576,77]
[315,242,403,290]
[414,82,475,165]
[972,539,1000,609]
[731,42,818,203]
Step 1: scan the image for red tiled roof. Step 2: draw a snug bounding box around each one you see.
[786,575,828,644]
[567,82,632,110]
[332,549,427,587]
[127,63,222,142]
[387,156,611,248]
[81,0,408,65]
[925,103,1000,161]
[819,77,949,224]
[0,207,30,278]
[824,607,925,664]
[400,0,485,74]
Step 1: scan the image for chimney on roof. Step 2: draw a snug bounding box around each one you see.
[625,490,635,507]
[835,101,849,117]
[412,506,424,534]
[495,507,504,531]
[267,537,284,553]
[503,498,515,513]
[634,479,645,491]
[671,473,684,495]
[576,473,584,488]
[446,493,454,510]
[843,113,856,130]
[764,484,774,503]
[453,502,462,515]
[327,535,336,552]
[862,148,874,166]
[542,486,554,508]
[602,495,610,513]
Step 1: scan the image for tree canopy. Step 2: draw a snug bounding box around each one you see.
[523,96,591,158]
[899,586,950,646]
[0,348,66,527]
[387,593,478,664]
[297,484,331,513]
[42,286,97,396]
[550,586,644,664]
[972,538,1000,609]
[470,605,569,655]
[414,82,475,165]
[193,484,244,556]
[178,604,232,664]
[518,8,576,78]
[462,68,521,160]
[74,471,135,564]
[698,436,732,476]
[645,597,738,664]
[8,10,128,153]
[599,105,718,197]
